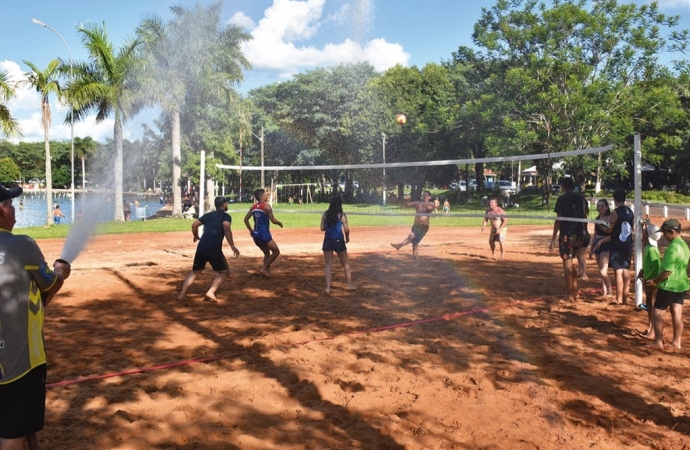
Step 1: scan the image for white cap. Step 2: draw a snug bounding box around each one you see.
[647,223,661,247]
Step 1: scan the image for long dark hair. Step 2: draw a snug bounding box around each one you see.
[596,198,611,218]
[325,194,343,228]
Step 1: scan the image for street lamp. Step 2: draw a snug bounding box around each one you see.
[250,127,265,188]
[381,133,387,206]
[32,18,75,223]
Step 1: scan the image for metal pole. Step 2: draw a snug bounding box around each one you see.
[633,133,643,307]
[260,126,265,188]
[382,133,386,206]
[32,18,75,223]
[239,132,243,203]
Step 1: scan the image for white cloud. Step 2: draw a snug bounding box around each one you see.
[241,0,409,78]
[1,59,114,144]
[228,12,255,31]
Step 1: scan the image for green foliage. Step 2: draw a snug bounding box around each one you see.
[0,157,20,182]
[642,189,690,204]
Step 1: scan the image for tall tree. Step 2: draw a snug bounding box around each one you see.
[137,2,251,216]
[454,0,689,188]
[0,70,21,137]
[73,136,98,188]
[21,59,63,225]
[68,23,141,221]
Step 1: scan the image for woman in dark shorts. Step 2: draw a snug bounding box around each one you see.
[589,199,613,296]
[320,195,355,293]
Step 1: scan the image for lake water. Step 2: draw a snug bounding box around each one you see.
[14,192,165,228]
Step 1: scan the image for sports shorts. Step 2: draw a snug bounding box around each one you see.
[322,237,347,253]
[411,224,429,245]
[609,250,631,270]
[192,251,229,272]
[489,227,506,243]
[654,288,687,310]
[558,231,583,260]
[252,230,273,248]
[0,364,47,439]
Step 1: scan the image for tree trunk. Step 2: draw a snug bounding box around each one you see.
[114,115,124,221]
[44,129,53,226]
[172,110,182,217]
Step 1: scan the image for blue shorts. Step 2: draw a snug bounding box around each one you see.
[252,230,273,248]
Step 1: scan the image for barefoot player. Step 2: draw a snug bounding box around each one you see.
[244,189,284,277]
[391,190,434,264]
[178,196,240,302]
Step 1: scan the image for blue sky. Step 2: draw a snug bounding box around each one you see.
[2,0,689,143]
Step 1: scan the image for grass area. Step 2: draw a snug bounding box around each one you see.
[16,194,564,241]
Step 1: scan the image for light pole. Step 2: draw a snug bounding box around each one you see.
[382,133,387,206]
[250,127,265,188]
[32,18,75,223]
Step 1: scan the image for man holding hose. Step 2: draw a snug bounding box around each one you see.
[0,183,71,450]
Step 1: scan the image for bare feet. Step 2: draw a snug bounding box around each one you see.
[204,292,220,303]
[324,288,331,294]
[259,268,272,277]
[646,341,665,350]
[391,243,402,250]
[346,285,356,291]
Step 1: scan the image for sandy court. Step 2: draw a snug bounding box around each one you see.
[28,217,690,449]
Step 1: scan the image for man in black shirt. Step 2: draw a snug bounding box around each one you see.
[549,177,588,301]
[178,196,240,302]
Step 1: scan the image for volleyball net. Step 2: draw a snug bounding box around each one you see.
[217,144,616,224]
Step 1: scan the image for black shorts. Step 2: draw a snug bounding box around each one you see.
[322,237,347,253]
[192,251,228,272]
[411,224,429,245]
[609,250,631,270]
[0,364,47,439]
[654,288,687,310]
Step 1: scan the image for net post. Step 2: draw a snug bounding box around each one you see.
[633,133,643,307]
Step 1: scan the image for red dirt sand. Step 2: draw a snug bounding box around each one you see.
[31,217,690,449]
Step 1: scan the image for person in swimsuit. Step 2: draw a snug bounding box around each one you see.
[390,190,434,264]
[244,189,284,277]
[481,197,507,259]
[589,199,613,296]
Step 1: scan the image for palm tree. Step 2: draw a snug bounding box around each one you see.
[73,136,97,189]
[68,23,140,221]
[137,2,251,217]
[21,59,63,225]
[0,70,21,137]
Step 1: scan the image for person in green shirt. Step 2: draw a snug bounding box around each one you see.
[636,221,661,337]
[646,219,690,350]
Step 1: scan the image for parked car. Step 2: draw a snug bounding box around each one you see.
[449,181,459,190]
[519,185,541,195]
[459,181,467,192]
[493,180,517,196]
[468,179,477,191]
[484,181,495,190]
